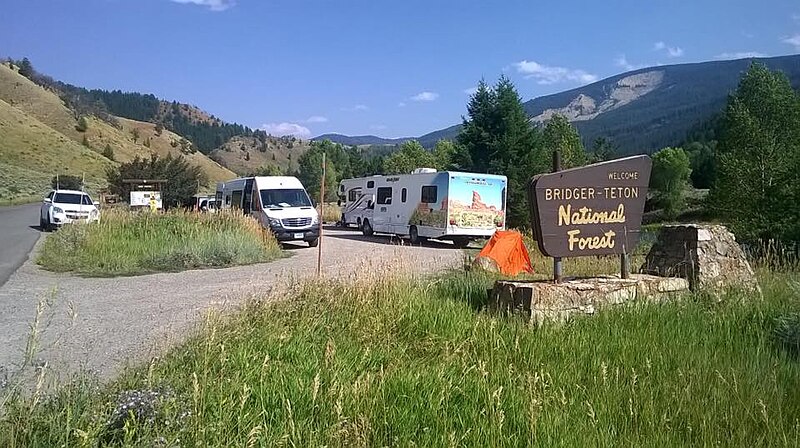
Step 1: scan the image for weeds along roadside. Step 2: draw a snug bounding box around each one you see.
[1,263,799,447]
[35,209,284,277]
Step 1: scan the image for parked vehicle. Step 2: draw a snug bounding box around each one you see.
[40,189,101,230]
[216,176,320,247]
[337,176,377,229]
[337,169,507,247]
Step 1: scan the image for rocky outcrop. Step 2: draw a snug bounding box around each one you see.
[641,224,760,295]
[532,70,665,123]
[489,275,689,325]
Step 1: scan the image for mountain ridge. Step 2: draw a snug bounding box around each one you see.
[316,54,800,154]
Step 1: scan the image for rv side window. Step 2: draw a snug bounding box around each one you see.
[225,195,231,206]
[401,188,407,203]
[377,187,392,205]
[348,188,362,202]
[231,190,243,209]
[421,186,437,203]
[216,191,223,204]
[367,180,375,189]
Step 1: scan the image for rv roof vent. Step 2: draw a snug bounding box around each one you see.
[411,168,437,174]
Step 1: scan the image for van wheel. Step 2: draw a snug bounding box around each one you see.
[307,238,319,248]
[409,226,422,245]
[362,219,373,236]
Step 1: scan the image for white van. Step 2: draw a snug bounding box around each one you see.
[216,176,320,247]
[338,169,507,247]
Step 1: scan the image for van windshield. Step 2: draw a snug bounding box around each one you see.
[260,189,312,209]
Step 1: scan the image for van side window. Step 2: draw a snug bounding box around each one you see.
[46,191,54,199]
[367,180,375,189]
[377,187,392,205]
[421,186,437,203]
[401,188,407,203]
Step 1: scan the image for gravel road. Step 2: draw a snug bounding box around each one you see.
[0,228,463,392]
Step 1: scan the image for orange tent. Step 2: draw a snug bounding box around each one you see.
[477,230,534,276]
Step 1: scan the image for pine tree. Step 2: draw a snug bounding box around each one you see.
[76,116,89,132]
[458,76,543,228]
[102,144,115,161]
[541,114,586,169]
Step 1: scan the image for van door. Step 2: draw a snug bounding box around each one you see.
[373,186,393,232]
[242,178,254,214]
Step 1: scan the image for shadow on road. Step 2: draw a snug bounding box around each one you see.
[323,231,464,250]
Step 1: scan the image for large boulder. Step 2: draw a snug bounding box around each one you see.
[641,224,759,294]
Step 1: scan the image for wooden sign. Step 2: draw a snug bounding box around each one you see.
[528,155,651,258]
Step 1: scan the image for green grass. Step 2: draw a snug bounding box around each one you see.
[2,268,799,446]
[36,210,283,276]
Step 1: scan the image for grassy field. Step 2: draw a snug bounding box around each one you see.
[2,262,798,446]
[36,209,283,277]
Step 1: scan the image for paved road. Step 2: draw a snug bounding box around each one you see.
[0,227,463,394]
[0,203,41,288]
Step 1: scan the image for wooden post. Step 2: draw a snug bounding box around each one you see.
[317,152,325,276]
[552,150,563,283]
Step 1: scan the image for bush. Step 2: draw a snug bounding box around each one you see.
[51,174,83,190]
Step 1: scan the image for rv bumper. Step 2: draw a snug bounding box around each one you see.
[270,224,320,242]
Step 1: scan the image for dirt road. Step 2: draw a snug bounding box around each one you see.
[0,229,463,390]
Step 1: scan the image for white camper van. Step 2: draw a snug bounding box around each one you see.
[338,169,507,247]
[216,176,320,247]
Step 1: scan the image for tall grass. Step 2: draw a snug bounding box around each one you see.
[37,209,283,276]
[3,268,799,446]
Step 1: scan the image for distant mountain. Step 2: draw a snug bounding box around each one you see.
[312,133,412,146]
[323,54,800,155]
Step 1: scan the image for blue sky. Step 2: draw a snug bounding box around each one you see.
[2,0,799,138]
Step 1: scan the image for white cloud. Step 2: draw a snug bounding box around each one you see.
[410,91,439,102]
[397,102,406,107]
[170,0,235,11]
[306,116,328,123]
[653,41,684,58]
[792,13,800,22]
[714,51,767,60]
[261,122,311,138]
[513,60,598,85]
[463,86,478,95]
[614,54,649,71]
[667,46,684,57]
[341,104,369,112]
[782,34,800,50]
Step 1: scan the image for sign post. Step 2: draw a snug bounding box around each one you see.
[317,152,325,277]
[529,155,652,279]
[552,150,563,283]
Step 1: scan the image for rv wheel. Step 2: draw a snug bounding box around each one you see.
[409,226,425,245]
[362,219,374,236]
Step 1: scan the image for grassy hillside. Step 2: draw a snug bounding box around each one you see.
[117,118,235,187]
[0,62,236,201]
[209,135,311,175]
[0,99,112,202]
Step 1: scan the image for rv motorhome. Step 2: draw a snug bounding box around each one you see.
[337,176,378,229]
[216,176,320,247]
[337,169,507,247]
